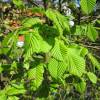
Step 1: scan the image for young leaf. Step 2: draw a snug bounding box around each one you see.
[87,24,98,42]
[81,0,96,14]
[48,58,67,79]
[32,7,45,15]
[46,9,70,35]
[59,42,85,77]
[24,31,41,61]
[23,62,30,70]
[88,53,100,70]
[80,47,88,57]
[24,29,51,61]
[51,38,63,61]
[46,9,63,35]
[0,90,7,100]
[75,79,86,93]
[6,84,26,95]
[27,64,44,90]
[12,0,24,7]
[7,96,19,100]
[48,58,58,78]
[87,72,97,84]
[75,25,87,35]
[22,18,42,28]
[0,63,3,73]
[66,48,85,77]
[2,32,18,54]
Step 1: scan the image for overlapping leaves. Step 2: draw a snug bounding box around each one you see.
[46,9,70,35]
[48,39,86,79]
[24,29,52,61]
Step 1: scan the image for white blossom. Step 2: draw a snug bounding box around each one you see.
[69,20,74,27]
[17,41,24,47]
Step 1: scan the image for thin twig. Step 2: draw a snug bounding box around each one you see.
[83,45,100,50]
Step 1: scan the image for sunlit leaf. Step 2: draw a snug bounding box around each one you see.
[81,0,96,14]
[87,72,97,84]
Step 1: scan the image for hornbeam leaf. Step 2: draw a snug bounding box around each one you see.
[46,9,70,35]
[81,0,96,14]
[75,79,86,93]
[22,18,42,28]
[48,58,67,79]
[87,24,98,42]
[51,39,63,61]
[27,64,44,90]
[67,48,85,77]
[88,53,100,70]
[87,72,97,84]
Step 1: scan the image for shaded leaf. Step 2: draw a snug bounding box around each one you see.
[22,18,42,28]
[75,79,86,93]
[88,53,100,70]
[87,24,98,42]
[6,84,26,95]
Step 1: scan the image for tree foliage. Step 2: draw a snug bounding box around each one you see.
[0,0,100,99]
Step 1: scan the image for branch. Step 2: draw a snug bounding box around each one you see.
[28,0,40,7]
[80,15,100,22]
[83,45,100,50]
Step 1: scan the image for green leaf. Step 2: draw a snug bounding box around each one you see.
[23,62,30,70]
[2,32,18,54]
[6,84,26,95]
[75,25,87,35]
[27,64,44,90]
[11,61,17,70]
[87,72,97,84]
[40,37,52,53]
[51,39,63,61]
[66,48,85,77]
[32,7,45,15]
[8,96,19,100]
[58,42,86,77]
[48,58,58,78]
[0,90,7,100]
[87,24,98,42]
[97,20,100,24]
[0,63,3,73]
[22,18,42,28]
[80,47,88,57]
[75,79,86,93]
[48,58,67,79]
[46,9,70,35]
[88,53,100,70]
[46,9,63,35]
[24,29,51,61]
[12,0,24,7]
[24,31,41,61]
[81,0,96,14]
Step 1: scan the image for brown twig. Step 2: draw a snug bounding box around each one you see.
[83,45,100,50]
